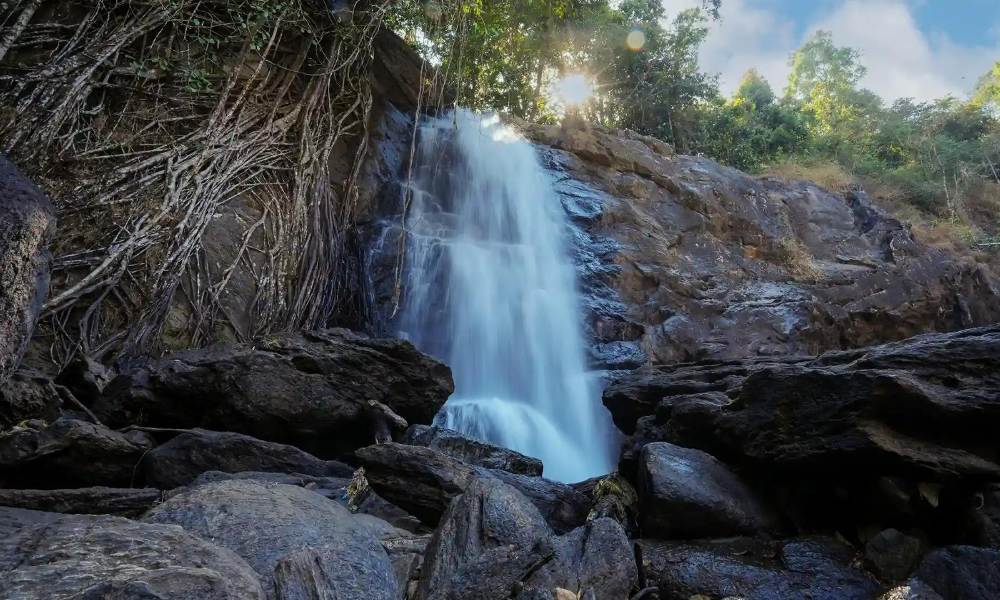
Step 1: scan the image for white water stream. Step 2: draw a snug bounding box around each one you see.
[396,111,615,482]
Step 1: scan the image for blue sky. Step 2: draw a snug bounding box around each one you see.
[661,0,1000,101]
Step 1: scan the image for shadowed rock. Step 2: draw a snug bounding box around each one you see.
[638,441,778,538]
[355,442,589,533]
[0,487,161,517]
[141,429,353,488]
[0,507,265,599]
[95,329,453,457]
[915,546,1000,600]
[401,424,543,476]
[0,369,62,428]
[0,154,55,386]
[0,417,153,488]
[638,536,877,600]
[418,477,636,600]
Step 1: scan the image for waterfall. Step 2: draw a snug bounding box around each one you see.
[395,111,615,483]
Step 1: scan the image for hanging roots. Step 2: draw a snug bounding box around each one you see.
[0,0,389,367]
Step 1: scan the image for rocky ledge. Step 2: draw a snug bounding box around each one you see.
[0,324,997,598]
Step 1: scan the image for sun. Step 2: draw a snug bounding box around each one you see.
[551,73,595,107]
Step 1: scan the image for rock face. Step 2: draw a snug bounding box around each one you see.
[143,479,399,599]
[0,487,161,517]
[915,546,1000,600]
[606,325,1000,543]
[418,477,637,600]
[0,369,62,428]
[0,417,153,488]
[401,425,544,476]
[355,442,589,533]
[141,429,353,488]
[638,536,878,600]
[637,441,777,538]
[0,507,265,599]
[520,121,1000,365]
[0,154,55,386]
[95,329,453,456]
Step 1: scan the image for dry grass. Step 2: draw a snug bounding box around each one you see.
[763,158,856,192]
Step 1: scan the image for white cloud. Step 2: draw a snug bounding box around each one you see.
[660,0,1000,102]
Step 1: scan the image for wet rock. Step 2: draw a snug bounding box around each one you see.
[0,507,265,599]
[637,536,877,600]
[418,477,636,600]
[0,369,62,428]
[0,417,153,488]
[401,424,543,476]
[141,429,353,488]
[355,442,588,532]
[865,529,923,583]
[144,479,399,599]
[915,545,1000,600]
[0,487,161,517]
[0,154,55,386]
[95,329,453,456]
[638,441,777,538]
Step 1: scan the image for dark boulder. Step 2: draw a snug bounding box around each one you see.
[94,329,453,456]
[0,487,161,517]
[141,429,353,488]
[0,417,153,488]
[0,369,62,428]
[0,507,264,599]
[401,424,543,476]
[607,326,1000,483]
[143,479,400,599]
[355,442,588,532]
[0,154,55,386]
[418,477,636,600]
[864,529,924,583]
[637,536,877,600]
[637,441,777,539]
[55,356,114,404]
[915,545,1000,600]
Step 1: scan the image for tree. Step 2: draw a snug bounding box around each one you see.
[785,31,866,103]
[973,61,1000,110]
[734,68,774,108]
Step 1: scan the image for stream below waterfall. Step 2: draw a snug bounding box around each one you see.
[392,111,615,482]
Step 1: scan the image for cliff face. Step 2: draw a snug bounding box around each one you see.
[510,120,1000,366]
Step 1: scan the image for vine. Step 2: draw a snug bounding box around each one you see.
[0,0,389,366]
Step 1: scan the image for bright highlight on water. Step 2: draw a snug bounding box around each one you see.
[397,111,616,482]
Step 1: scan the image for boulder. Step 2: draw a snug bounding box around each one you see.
[143,479,399,599]
[401,425,543,476]
[141,429,353,488]
[915,546,1000,600]
[55,356,114,404]
[864,529,923,583]
[0,153,55,386]
[355,442,588,532]
[637,442,777,539]
[0,369,62,428]
[637,536,878,600]
[188,469,427,534]
[0,417,153,488]
[0,507,264,599]
[0,487,161,517]
[418,477,637,600]
[606,327,1000,482]
[95,329,453,456]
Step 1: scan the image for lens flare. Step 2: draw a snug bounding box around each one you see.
[626,28,647,51]
[551,73,594,107]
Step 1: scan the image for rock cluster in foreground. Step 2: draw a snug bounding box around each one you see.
[0,325,997,598]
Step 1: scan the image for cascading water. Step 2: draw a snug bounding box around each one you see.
[395,110,615,483]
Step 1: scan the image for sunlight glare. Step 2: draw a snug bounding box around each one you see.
[552,73,595,107]
[626,28,647,51]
